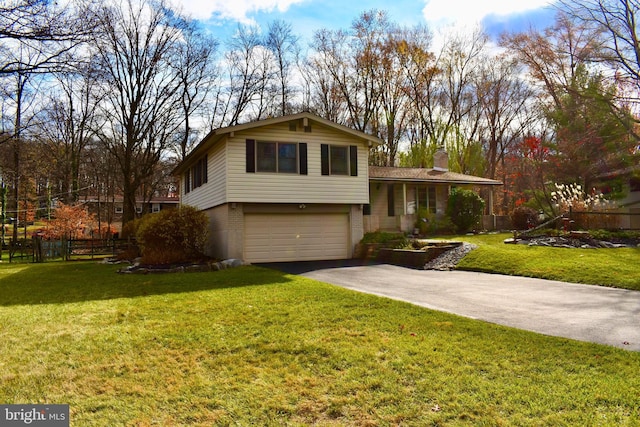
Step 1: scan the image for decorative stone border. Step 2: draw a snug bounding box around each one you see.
[102,258,247,274]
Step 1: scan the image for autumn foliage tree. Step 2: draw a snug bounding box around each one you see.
[44,202,95,239]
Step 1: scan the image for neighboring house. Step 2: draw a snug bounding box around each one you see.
[596,166,640,229]
[174,112,383,263]
[82,196,180,231]
[366,150,502,233]
[175,112,502,263]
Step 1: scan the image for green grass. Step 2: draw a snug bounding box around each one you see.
[446,233,640,291]
[1,262,639,425]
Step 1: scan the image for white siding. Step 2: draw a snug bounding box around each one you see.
[181,139,227,210]
[226,121,369,204]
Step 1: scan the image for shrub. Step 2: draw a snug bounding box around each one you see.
[446,188,485,233]
[415,208,455,235]
[121,217,143,240]
[511,206,539,230]
[136,205,209,265]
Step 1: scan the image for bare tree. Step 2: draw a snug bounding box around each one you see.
[0,0,95,75]
[224,24,274,125]
[265,20,300,116]
[475,54,536,180]
[92,0,188,226]
[500,13,604,113]
[560,0,640,135]
[172,27,219,159]
[39,61,103,203]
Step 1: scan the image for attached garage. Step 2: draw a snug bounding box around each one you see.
[244,213,350,262]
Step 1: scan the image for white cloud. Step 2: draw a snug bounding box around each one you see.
[422,0,553,28]
[176,0,304,23]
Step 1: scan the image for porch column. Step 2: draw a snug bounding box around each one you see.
[402,183,407,215]
[488,189,494,215]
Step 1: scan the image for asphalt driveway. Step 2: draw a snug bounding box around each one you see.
[259,260,640,351]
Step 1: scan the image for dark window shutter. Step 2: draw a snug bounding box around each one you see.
[184,170,191,194]
[246,139,255,173]
[387,184,395,217]
[349,145,358,176]
[203,154,208,183]
[299,143,308,175]
[321,144,329,176]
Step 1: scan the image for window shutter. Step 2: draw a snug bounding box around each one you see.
[246,139,255,173]
[349,145,358,176]
[321,144,329,176]
[299,143,308,175]
[387,184,395,217]
[203,154,208,183]
[184,171,191,194]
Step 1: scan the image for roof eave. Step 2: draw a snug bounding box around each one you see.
[370,177,503,185]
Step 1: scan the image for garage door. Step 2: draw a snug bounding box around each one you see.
[244,213,349,262]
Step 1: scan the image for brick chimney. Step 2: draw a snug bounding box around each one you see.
[433,148,448,172]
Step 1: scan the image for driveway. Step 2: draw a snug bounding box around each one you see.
[259,260,640,351]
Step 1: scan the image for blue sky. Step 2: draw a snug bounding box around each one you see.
[174,0,558,45]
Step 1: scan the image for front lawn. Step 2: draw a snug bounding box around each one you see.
[452,233,640,291]
[1,262,638,425]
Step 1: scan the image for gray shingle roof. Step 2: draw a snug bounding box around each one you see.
[369,166,502,186]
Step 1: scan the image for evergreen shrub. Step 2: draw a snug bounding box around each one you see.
[446,188,485,233]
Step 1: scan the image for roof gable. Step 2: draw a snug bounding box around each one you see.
[175,112,383,175]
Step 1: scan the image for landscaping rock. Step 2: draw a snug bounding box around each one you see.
[221,258,244,268]
[507,235,638,249]
[115,258,247,274]
[423,242,478,271]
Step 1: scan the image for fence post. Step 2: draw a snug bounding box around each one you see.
[33,236,43,263]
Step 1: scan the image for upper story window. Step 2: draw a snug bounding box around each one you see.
[321,144,358,177]
[256,142,298,173]
[246,139,308,175]
[184,154,208,194]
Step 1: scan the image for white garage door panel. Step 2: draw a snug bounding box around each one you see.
[244,213,349,262]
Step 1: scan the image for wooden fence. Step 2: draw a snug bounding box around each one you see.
[568,209,640,231]
[8,237,138,263]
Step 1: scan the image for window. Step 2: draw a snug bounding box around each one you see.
[321,144,358,176]
[278,143,298,173]
[247,140,306,174]
[257,142,277,172]
[330,145,349,175]
[185,154,208,193]
[417,186,436,214]
[115,206,123,214]
[256,141,298,173]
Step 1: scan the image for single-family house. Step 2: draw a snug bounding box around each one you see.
[174,112,502,263]
[174,112,382,263]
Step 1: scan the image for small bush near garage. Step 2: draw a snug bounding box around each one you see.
[136,205,209,265]
[446,188,485,233]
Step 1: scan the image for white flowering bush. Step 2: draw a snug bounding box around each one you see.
[550,183,611,212]
[550,183,617,230]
